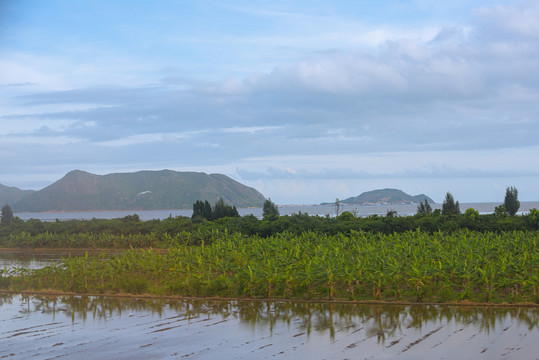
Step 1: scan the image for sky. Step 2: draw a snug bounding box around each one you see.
[1,0,539,205]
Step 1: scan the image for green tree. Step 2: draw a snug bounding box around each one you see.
[1,204,13,225]
[416,200,432,216]
[504,186,520,216]
[212,198,239,220]
[464,208,479,221]
[527,208,539,229]
[494,204,507,217]
[192,200,213,220]
[442,192,460,216]
[262,198,279,220]
[337,211,355,221]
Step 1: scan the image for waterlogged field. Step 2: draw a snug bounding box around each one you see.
[0,249,119,270]
[0,250,65,270]
[4,230,538,304]
[0,294,537,360]
[1,231,538,359]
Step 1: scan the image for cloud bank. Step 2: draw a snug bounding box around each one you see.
[1,1,538,203]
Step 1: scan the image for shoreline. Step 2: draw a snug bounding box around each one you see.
[2,289,538,308]
[12,201,539,214]
[0,247,166,253]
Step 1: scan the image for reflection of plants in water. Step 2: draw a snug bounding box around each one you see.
[363,305,407,344]
[237,303,417,344]
[3,295,538,342]
[406,305,441,331]
[14,294,33,314]
[0,296,13,309]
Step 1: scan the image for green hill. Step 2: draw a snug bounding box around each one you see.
[0,183,35,207]
[12,169,266,212]
[330,188,434,205]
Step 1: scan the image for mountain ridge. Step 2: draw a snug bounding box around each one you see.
[0,183,36,207]
[9,169,266,212]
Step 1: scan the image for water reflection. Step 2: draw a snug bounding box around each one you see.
[6,295,537,342]
[0,250,118,272]
[1,294,537,359]
[0,251,65,270]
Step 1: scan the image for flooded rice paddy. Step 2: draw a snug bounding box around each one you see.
[1,294,537,360]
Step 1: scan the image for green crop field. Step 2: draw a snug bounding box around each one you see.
[4,230,538,304]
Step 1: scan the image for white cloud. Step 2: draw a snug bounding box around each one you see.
[235,146,539,180]
[0,135,83,145]
[475,1,539,39]
[0,58,67,92]
[1,1,539,203]
[95,130,207,147]
[0,118,77,136]
[220,126,283,134]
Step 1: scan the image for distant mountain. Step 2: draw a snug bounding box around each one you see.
[0,183,35,207]
[12,169,266,212]
[327,188,434,206]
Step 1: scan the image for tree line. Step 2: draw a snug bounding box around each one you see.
[1,187,537,248]
[1,206,538,249]
[433,187,521,217]
[192,198,239,221]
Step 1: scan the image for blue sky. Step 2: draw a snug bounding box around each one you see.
[1,0,538,204]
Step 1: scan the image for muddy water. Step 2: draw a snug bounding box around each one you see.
[0,250,117,271]
[1,295,537,360]
[0,251,66,271]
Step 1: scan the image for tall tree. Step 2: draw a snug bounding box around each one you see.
[192,200,204,220]
[416,199,432,216]
[262,198,279,220]
[442,192,460,216]
[1,204,13,225]
[192,200,213,220]
[504,186,520,216]
[212,198,239,220]
[202,200,213,220]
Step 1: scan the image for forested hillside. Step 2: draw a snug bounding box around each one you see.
[11,170,265,211]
